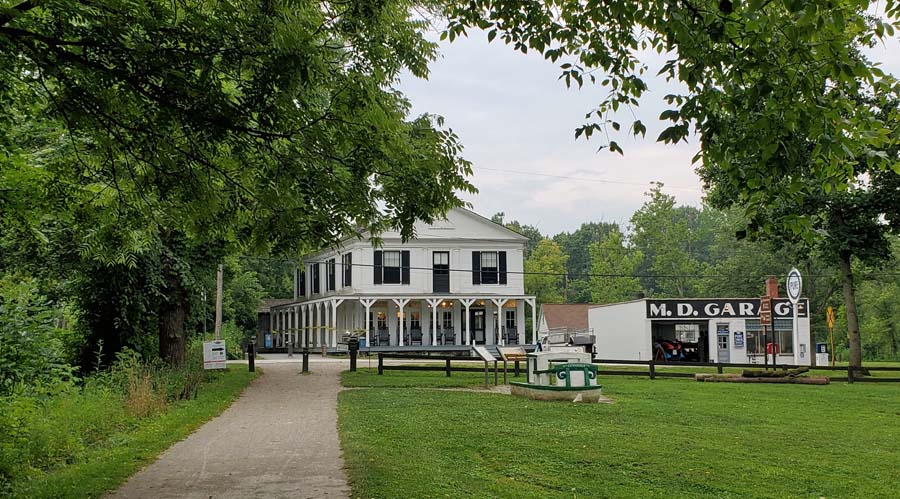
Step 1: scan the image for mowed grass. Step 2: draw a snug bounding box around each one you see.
[11,365,257,499]
[338,368,900,498]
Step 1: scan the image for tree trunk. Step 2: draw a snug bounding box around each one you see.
[839,252,862,377]
[159,231,188,367]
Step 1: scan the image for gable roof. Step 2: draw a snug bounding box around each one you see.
[455,207,529,241]
[540,303,602,330]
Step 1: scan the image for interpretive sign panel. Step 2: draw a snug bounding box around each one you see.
[473,345,496,362]
[203,340,227,370]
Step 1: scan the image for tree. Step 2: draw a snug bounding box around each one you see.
[524,239,567,304]
[553,222,618,302]
[446,1,898,235]
[700,94,900,373]
[492,212,543,255]
[588,228,643,303]
[630,184,706,297]
[1,1,475,366]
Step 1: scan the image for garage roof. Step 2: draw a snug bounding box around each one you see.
[541,303,602,330]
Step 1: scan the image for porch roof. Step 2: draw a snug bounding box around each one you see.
[269,294,536,311]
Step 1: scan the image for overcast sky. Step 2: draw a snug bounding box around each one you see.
[397,28,900,236]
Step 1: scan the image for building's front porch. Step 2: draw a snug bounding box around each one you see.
[268,295,537,351]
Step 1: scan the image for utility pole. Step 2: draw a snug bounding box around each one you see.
[202,289,208,338]
[214,264,223,340]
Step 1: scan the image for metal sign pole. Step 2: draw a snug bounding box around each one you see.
[787,268,803,366]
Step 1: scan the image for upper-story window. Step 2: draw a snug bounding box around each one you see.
[296,268,306,297]
[310,263,320,294]
[326,258,336,291]
[374,250,410,285]
[342,253,352,287]
[472,251,507,285]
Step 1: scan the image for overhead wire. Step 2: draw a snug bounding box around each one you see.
[237,255,900,280]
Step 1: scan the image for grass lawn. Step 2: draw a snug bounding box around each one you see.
[338,368,900,498]
[11,365,257,499]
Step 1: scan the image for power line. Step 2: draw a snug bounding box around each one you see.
[474,166,703,192]
[238,255,900,280]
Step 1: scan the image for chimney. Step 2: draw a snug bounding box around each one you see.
[765,276,779,298]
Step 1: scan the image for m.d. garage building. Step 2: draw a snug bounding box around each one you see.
[589,298,811,366]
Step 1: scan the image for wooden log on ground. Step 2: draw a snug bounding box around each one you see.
[741,367,810,378]
[695,373,738,381]
[701,375,828,385]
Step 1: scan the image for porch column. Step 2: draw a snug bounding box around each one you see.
[292,307,298,347]
[361,299,376,347]
[426,298,442,346]
[392,298,410,346]
[331,299,344,347]
[315,302,323,350]
[300,304,307,348]
[526,297,537,345]
[277,311,283,347]
[460,298,475,346]
[323,302,330,355]
[492,298,509,346]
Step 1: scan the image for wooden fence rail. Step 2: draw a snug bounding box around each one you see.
[376,353,523,382]
[373,354,900,383]
[591,359,900,382]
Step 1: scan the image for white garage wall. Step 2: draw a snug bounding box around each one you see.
[588,300,652,361]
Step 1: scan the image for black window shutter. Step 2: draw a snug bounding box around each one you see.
[401,250,410,284]
[472,251,481,285]
[346,254,352,286]
[299,270,306,297]
[328,260,335,291]
[374,251,382,285]
[499,251,507,285]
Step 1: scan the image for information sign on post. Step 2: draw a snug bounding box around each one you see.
[203,340,227,370]
[759,296,773,326]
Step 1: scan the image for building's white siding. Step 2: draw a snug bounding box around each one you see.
[588,300,652,360]
[300,208,527,298]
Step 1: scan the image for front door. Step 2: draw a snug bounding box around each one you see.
[471,308,486,345]
[716,323,730,363]
[433,251,450,293]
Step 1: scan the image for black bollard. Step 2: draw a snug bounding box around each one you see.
[302,349,309,373]
[348,336,359,372]
[248,341,256,373]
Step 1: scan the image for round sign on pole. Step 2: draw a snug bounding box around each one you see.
[787,268,802,304]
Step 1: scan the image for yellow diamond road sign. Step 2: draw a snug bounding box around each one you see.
[826,306,835,329]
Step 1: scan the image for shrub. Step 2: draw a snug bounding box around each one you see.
[221,320,248,360]
[0,276,75,396]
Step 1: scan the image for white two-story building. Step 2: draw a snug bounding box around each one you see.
[266,208,537,352]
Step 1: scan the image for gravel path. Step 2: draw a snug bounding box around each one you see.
[108,362,350,499]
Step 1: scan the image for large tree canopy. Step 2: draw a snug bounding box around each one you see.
[1,0,474,251]
[446,0,899,236]
[1,0,475,365]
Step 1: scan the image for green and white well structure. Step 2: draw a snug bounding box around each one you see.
[510,351,604,403]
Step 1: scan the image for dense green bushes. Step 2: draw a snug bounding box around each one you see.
[0,276,74,396]
[0,342,215,493]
